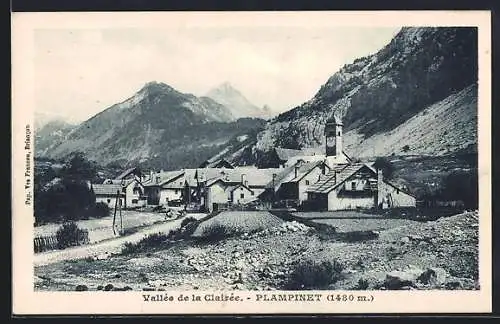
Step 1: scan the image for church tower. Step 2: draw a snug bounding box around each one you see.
[325,114,346,167]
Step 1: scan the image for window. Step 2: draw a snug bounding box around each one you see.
[397,189,400,194]
[240,193,244,199]
[351,182,356,190]
[305,180,310,185]
[175,189,178,194]
[107,199,111,203]
[251,191,254,196]
[338,131,341,136]
[132,199,138,204]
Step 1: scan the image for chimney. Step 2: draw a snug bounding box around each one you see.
[294,165,299,178]
[149,170,154,181]
[241,173,247,185]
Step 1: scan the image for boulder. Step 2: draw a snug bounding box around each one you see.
[417,267,449,286]
[400,236,410,244]
[385,267,423,290]
[75,285,88,291]
[104,284,114,291]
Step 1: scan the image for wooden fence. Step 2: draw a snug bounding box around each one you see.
[34,230,90,253]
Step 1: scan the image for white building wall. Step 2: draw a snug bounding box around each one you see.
[158,188,183,205]
[96,196,124,209]
[231,186,256,204]
[298,167,324,202]
[327,189,375,210]
[378,182,416,207]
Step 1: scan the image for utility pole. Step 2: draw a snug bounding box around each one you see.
[112,190,119,235]
[119,196,123,234]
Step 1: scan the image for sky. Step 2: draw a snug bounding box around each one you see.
[34,26,401,123]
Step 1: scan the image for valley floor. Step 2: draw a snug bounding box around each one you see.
[34,210,479,291]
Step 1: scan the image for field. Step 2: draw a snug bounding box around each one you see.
[34,210,479,292]
[293,211,420,233]
[34,210,172,244]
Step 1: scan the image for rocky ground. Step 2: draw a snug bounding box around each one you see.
[34,211,479,292]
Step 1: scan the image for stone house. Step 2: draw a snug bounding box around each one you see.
[306,163,416,211]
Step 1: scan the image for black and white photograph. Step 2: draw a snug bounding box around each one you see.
[12,11,491,314]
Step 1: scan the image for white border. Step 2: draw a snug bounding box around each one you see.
[11,10,492,314]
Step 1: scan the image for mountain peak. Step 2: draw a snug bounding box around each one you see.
[139,81,175,94]
[212,82,241,95]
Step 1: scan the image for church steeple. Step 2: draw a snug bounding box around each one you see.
[324,113,346,167]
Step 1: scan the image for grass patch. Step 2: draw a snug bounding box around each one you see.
[121,232,168,255]
[337,230,379,243]
[284,259,345,290]
[199,223,240,243]
[180,216,198,228]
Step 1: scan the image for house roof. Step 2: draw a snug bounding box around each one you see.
[226,183,254,193]
[383,180,417,198]
[143,170,185,187]
[187,167,279,188]
[307,163,375,194]
[265,161,327,191]
[92,184,125,196]
[103,179,135,186]
[275,147,352,164]
[202,159,235,169]
[115,167,138,180]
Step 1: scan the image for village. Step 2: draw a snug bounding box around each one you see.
[91,116,416,215]
[33,114,479,293]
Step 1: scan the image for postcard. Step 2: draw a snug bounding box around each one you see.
[12,10,492,314]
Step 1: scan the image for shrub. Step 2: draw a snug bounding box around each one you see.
[93,202,110,218]
[181,216,197,228]
[373,157,394,179]
[201,223,236,243]
[56,222,88,249]
[402,145,410,152]
[285,259,345,290]
[353,278,370,290]
[121,232,168,255]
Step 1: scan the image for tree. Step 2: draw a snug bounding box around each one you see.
[373,157,394,179]
[60,151,98,183]
[441,171,478,209]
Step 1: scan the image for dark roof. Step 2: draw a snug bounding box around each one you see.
[202,159,234,169]
[143,171,185,187]
[384,180,417,198]
[115,167,138,180]
[92,184,124,196]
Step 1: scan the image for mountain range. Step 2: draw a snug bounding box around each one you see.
[36,81,265,169]
[36,27,478,171]
[211,27,478,166]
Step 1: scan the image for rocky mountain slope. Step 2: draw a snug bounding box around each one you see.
[212,27,478,166]
[35,119,76,156]
[206,82,272,119]
[38,81,265,169]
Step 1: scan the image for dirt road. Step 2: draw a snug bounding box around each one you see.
[34,213,207,266]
